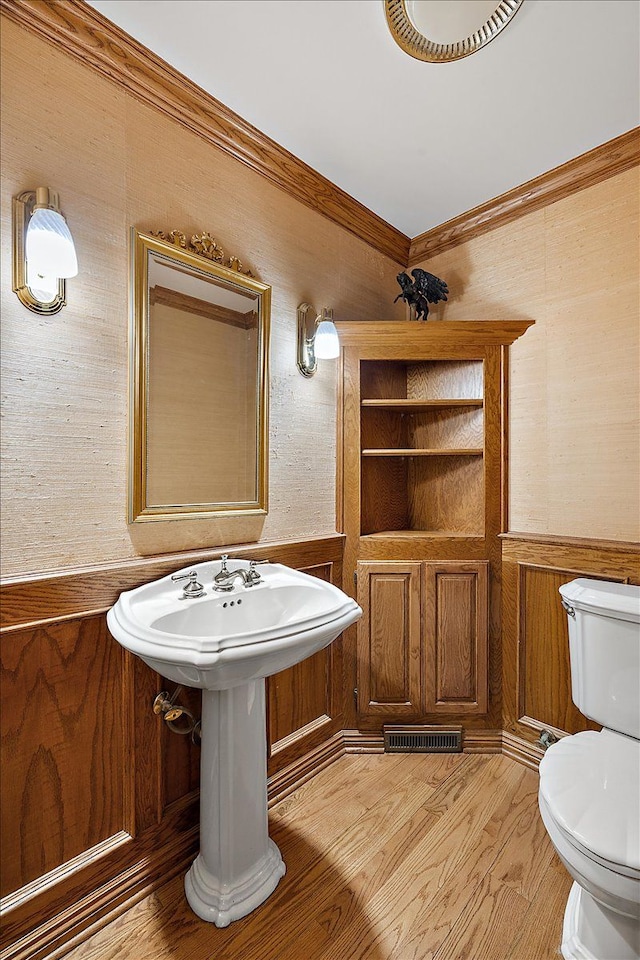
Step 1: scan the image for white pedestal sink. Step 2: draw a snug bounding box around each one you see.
[107,560,361,926]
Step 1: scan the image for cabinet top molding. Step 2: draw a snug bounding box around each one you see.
[335,320,534,347]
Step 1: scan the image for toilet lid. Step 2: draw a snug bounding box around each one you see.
[539,730,640,872]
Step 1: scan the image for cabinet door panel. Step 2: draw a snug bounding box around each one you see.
[357,562,421,716]
[424,562,489,714]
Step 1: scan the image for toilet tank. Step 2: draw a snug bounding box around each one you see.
[559,578,640,738]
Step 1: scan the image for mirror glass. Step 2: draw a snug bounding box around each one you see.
[130,229,270,522]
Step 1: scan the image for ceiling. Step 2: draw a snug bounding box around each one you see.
[88,0,639,238]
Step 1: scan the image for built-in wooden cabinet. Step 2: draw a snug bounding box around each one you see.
[356,561,422,717]
[337,320,533,732]
[356,560,488,718]
[423,561,488,714]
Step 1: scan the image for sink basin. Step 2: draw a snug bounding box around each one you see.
[108,561,360,689]
[107,559,361,927]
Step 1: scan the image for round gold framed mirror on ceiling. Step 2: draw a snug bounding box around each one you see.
[385,0,524,63]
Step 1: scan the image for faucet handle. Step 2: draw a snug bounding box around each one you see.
[245,558,269,586]
[171,570,205,598]
[214,554,230,583]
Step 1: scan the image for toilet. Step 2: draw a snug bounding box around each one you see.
[538,578,640,960]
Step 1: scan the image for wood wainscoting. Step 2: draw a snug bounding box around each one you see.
[0,536,343,960]
[501,532,640,766]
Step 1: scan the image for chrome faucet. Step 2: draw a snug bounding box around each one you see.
[213,555,268,591]
[171,570,205,599]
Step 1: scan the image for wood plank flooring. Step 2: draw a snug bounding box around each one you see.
[62,754,570,960]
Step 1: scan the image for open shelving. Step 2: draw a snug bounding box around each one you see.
[359,359,485,537]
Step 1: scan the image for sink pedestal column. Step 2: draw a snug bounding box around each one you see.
[184,679,286,926]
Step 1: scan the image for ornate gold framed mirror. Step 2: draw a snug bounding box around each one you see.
[129,228,270,523]
[385,0,524,63]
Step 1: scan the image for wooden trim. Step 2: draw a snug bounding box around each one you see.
[518,716,569,742]
[336,320,534,349]
[463,729,502,753]
[267,731,345,807]
[3,2,636,270]
[0,0,409,266]
[342,729,385,753]
[269,714,333,758]
[0,534,345,630]
[408,128,640,264]
[501,731,544,772]
[501,531,640,553]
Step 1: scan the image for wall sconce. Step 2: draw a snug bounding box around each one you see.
[297,303,340,377]
[12,187,78,314]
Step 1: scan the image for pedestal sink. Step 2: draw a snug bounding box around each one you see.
[107,559,361,926]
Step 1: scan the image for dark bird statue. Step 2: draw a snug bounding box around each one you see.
[394,268,449,320]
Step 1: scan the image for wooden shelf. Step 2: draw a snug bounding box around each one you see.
[361,448,484,457]
[361,399,483,410]
[362,530,484,539]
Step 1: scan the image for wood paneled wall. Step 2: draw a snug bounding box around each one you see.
[0,536,343,960]
[412,167,640,542]
[501,533,640,753]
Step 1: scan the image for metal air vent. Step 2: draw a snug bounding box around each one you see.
[383,725,462,753]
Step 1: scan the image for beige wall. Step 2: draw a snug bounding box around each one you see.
[0,17,404,578]
[414,169,640,542]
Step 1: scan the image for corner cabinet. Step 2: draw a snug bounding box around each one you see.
[336,320,533,732]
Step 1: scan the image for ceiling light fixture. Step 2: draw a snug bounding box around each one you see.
[385,0,524,63]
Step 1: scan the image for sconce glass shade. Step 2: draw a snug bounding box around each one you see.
[26,264,58,303]
[25,206,78,278]
[314,319,340,359]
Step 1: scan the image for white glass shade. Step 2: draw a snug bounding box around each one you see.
[26,264,58,303]
[25,206,78,279]
[314,319,340,359]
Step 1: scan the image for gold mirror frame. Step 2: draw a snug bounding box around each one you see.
[385,0,524,63]
[129,228,270,523]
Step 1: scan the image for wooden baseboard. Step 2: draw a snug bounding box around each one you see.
[501,731,544,771]
[342,728,385,753]
[463,729,503,753]
[267,732,345,806]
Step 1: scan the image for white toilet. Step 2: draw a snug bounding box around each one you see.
[538,578,640,960]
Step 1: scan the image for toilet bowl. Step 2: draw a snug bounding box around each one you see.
[538,579,640,960]
[539,729,640,959]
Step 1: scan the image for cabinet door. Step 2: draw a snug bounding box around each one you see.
[424,562,489,714]
[356,561,422,717]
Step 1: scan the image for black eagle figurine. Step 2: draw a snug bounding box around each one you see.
[394,268,449,320]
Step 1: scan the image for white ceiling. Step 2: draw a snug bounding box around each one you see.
[88,0,639,238]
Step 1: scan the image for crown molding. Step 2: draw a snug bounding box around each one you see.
[0,0,410,266]
[4,2,636,271]
[409,127,640,265]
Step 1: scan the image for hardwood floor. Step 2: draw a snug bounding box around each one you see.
[62,754,569,960]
